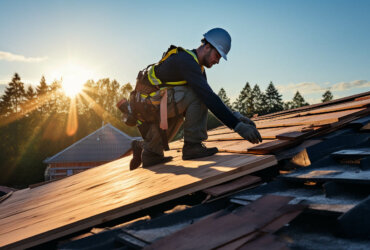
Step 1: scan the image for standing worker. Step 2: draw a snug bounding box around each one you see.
[120,28,262,170]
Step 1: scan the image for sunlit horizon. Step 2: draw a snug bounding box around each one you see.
[48,62,95,98]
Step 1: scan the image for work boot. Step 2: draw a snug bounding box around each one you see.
[142,150,173,168]
[182,142,218,160]
[130,140,143,171]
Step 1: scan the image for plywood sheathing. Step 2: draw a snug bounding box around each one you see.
[0,152,276,249]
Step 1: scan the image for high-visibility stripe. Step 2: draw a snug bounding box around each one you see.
[184,49,204,73]
[166,80,187,85]
[159,48,178,63]
[148,65,162,86]
[148,47,204,87]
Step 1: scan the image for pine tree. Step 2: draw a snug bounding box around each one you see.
[322,90,333,102]
[233,82,252,116]
[36,76,49,113]
[265,81,283,113]
[25,85,36,101]
[217,88,231,108]
[250,84,263,116]
[0,91,12,116]
[36,76,48,96]
[291,91,309,108]
[24,85,37,113]
[2,73,26,115]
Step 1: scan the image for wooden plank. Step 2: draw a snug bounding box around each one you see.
[239,234,288,250]
[248,139,301,154]
[144,195,294,250]
[254,91,370,121]
[206,125,310,141]
[361,122,370,131]
[276,131,307,140]
[255,98,370,124]
[275,139,323,161]
[0,153,277,249]
[217,204,305,250]
[355,95,370,101]
[203,140,276,154]
[255,108,366,129]
[0,191,13,204]
[203,175,261,196]
[281,167,370,184]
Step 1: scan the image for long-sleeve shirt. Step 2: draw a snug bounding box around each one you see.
[155,48,239,129]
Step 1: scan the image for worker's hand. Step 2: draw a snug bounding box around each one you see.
[233,111,256,127]
[234,122,262,144]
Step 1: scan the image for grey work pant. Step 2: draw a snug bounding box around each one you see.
[143,86,208,155]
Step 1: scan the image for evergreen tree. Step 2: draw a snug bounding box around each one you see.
[0,91,12,116]
[322,90,333,102]
[217,88,231,108]
[36,76,49,113]
[289,91,309,108]
[25,86,36,101]
[250,84,265,116]
[36,76,48,96]
[265,81,283,113]
[2,73,26,115]
[233,82,252,116]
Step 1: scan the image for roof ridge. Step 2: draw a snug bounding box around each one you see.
[43,124,130,163]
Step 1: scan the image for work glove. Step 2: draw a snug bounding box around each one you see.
[233,111,256,127]
[234,122,262,144]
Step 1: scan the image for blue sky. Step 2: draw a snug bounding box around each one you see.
[0,0,369,103]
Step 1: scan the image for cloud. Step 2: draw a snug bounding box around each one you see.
[277,82,324,94]
[0,51,47,62]
[331,80,370,91]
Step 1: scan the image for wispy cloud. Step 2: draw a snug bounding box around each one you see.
[277,82,324,94]
[277,80,370,95]
[331,80,370,91]
[0,51,48,62]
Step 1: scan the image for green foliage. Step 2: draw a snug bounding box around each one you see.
[1,73,26,115]
[217,88,231,108]
[251,84,268,116]
[265,81,283,113]
[284,91,309,110]
[322,90,333,102]
[0,73,136,187]
[233,82,252,116]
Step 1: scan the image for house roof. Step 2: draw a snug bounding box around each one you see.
[44,124,139,164]
[1,91,370,249]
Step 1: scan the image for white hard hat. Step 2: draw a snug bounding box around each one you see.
[203,28,231,60]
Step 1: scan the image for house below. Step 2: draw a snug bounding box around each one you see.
[43,124,140,180]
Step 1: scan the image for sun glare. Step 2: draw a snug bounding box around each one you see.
[52,63,94,98]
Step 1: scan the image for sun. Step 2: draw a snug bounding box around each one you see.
[53,63,94,98]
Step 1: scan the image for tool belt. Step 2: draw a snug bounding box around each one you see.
[117,45,202,150]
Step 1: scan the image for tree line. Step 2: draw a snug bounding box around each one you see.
[0,73,135,187]
[217,81,333,117]
[0,74,334,187]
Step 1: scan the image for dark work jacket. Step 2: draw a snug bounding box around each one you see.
[154,49,239,129]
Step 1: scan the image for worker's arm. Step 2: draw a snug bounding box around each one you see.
[177,52,239,129]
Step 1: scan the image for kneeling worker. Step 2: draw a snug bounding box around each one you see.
[123,28,262,170]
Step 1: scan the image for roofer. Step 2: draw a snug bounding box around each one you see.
[117,28,262,170]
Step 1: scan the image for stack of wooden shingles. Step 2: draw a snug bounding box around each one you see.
[150,91,370,249]
[199,91,370,156]
[144,195,306,250]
